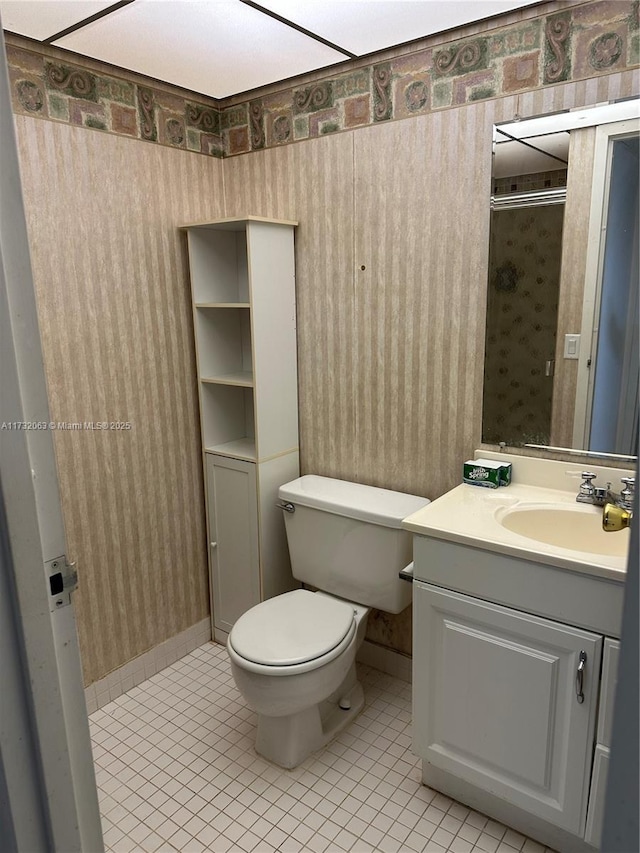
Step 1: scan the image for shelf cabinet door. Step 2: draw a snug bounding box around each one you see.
[206,454,260,633]
[413,582,602,836]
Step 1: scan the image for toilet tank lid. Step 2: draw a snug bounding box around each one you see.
[278,475,429,529]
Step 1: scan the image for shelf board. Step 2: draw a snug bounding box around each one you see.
[201,372,254,388]
[195,302,250,309]
[205,438,256,462]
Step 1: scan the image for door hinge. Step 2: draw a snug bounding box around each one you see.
[45,555,78,611]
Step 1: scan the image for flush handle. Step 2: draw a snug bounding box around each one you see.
[276,502,295,513]
[575,650,587,704]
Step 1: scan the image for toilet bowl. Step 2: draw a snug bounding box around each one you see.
[227,475,429,769]
[228,590,369,768]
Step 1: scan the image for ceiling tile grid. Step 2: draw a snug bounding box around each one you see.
[2,0,542,98]
[52,0,349,99]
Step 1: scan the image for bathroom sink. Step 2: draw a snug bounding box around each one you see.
[496,503,630,557]
[402,453,633,582]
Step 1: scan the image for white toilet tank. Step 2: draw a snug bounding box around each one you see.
[278,476,429,613]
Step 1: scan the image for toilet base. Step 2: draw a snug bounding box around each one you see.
[254,664,365,769]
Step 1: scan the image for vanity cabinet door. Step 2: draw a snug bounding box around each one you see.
[584,745,609,848]
[413,582,602,836]
[584,638,619,848]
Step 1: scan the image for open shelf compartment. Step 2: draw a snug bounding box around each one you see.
[195,306,253,384]
[200,383,256,461]
[187,226,249,304]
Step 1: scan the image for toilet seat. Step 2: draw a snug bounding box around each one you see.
[228,590,357,676]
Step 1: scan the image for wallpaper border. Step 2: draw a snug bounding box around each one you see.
[5,0,639,159]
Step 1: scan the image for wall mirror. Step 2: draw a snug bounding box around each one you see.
[482,99,639,461]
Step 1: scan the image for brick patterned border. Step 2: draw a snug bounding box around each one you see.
[6,0,639,159]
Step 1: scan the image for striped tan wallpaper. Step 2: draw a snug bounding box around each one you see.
[15,118,223,684]
[13,66,639,676]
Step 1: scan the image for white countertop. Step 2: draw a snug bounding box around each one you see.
[402,463,631,583]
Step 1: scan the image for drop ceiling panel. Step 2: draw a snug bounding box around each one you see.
[0,0,116,41]
[255,0,542,57]
[53,0,348,98]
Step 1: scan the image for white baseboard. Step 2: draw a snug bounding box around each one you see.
[357,639,412,683]
[85,618,211,714]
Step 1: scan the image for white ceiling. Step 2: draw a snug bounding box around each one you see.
[1,0,541,99]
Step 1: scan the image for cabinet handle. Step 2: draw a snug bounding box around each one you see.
[210,541,217,549]
[576,650,587,704]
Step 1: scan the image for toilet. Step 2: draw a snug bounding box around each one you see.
[227,474,429,768]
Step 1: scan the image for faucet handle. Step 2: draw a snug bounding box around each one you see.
[576,471,597,503]
[579,471,597,492]
[620,477,635,509]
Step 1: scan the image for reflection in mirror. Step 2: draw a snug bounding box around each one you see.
[483,134,567,446]
[578,134,638,456]
[482,101,640,461]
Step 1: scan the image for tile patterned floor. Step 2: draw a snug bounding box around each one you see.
[90,642,557,853]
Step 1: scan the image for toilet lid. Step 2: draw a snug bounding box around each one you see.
[229,590,355,667]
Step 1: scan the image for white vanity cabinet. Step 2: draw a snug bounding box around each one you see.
[404,456,630,853]
[413,582,601,836]
[410,533,624,852]
[183,216,300,641]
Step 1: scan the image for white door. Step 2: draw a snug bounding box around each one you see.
[0,28,103,853]
[413,582,601,835]
[573,118,640,453]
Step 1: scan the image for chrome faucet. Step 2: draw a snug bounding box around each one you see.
[576,473,634,531]
[575,472,609,506]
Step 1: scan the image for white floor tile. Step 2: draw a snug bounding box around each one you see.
[93,641,557,853]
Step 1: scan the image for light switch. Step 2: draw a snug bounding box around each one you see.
[564,333,580,359]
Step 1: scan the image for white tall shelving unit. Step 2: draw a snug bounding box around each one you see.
[182,216,300,640]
